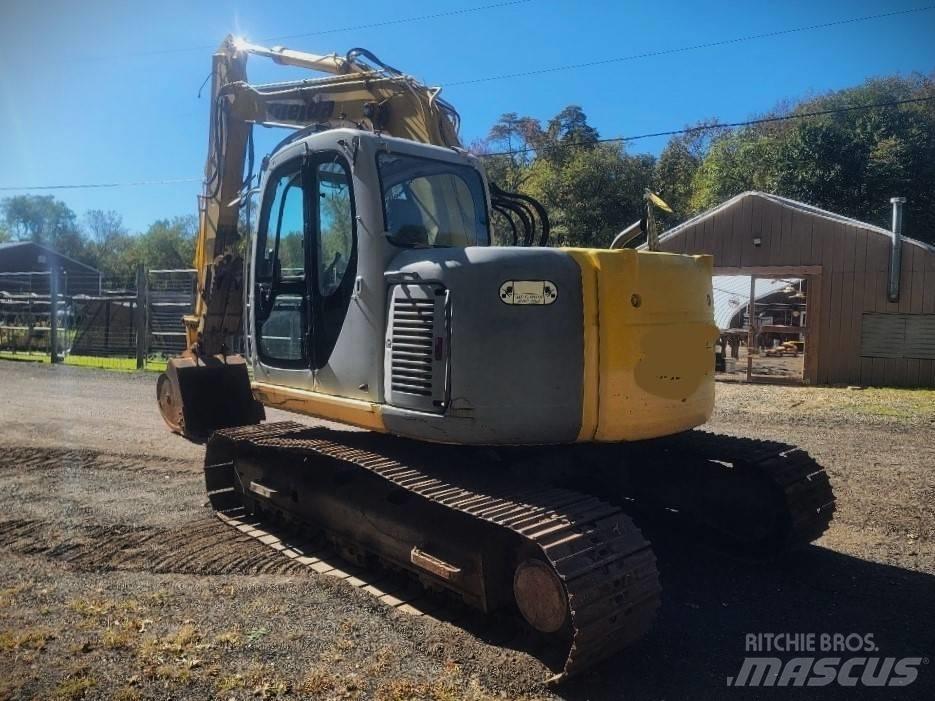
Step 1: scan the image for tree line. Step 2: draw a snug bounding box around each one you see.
[2,72,932,279]
[478,73,935,247]
[0,196,197,282]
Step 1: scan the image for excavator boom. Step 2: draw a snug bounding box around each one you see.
[159,36,464,437]
[191,35,462,358]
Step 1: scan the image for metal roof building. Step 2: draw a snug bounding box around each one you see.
[656,192,935,387]
[711,275,793,330]
[0,241,102,296]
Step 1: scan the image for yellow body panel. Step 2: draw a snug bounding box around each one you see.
[565,249,718,442]
[252,382,386,432]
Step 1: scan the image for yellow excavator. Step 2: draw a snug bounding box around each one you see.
[156,37,835,680]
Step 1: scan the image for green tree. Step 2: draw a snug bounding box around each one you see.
[540,105,600,164]
[131,216,198,271]
[653,120,723,219]
[687,74,935,241]
[84,210,135,279]
[526,144,654,247]
[1,195,91,263]
[84,209,125,244]
[483,112,542,190]
[478,106,652,247]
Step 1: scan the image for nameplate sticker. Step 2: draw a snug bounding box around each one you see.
[499,280,558,305]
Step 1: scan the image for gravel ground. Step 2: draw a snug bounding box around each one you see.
[0,360,933,700]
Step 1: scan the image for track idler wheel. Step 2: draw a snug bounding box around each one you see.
[514,558,569,634]
[157,371,184,434]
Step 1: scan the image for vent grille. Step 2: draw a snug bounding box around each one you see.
[390,297,436,397]
[861,313,935,360]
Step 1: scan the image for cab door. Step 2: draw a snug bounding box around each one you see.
[251,152,358,394]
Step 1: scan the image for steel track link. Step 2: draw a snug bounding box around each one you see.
[204,422,662,681]
[658,431,837,548]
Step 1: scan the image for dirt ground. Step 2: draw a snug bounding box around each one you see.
[0,360,933,700]
[717,347,805,381]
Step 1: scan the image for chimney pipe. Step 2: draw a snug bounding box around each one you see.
[887,197,906,303]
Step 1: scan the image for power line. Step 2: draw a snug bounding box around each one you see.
[77,1,533,61]
[270,0,533,41]
[3,96,932,192]
[478,96,935,158]
[0,178,201,192]
[443,5,935,87]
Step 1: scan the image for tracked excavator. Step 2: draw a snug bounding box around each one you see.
[156,36,835,680]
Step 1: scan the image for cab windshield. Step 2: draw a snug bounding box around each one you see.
[377,152,489,247]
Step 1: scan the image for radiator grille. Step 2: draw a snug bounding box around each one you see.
[390,297,436,397]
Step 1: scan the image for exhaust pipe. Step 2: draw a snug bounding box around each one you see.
[887,197,906,303]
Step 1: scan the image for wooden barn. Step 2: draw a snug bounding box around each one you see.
[654,191,935,387]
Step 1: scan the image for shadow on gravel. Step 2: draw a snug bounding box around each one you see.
[554,522,935,701]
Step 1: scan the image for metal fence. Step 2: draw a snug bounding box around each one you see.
[0,268,199,371]
[148,269,196,357]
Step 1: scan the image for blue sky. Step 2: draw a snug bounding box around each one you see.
[1,0,933,233]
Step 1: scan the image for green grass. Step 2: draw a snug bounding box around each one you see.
[0,351,166,373]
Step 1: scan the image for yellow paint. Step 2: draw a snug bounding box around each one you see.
[252,382,386,432]
[574,256,601,442]
[565,248,718,442]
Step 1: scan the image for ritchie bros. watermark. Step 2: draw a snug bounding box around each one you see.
[727,633,927,688]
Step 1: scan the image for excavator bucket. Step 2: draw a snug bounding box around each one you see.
[157,355,264,440]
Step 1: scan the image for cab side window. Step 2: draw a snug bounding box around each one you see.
[255,166,306,364]
[258,171,304,281]
[312,158,357,368]
[317,161,354,296]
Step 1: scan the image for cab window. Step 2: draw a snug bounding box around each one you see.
[378,152,488,248]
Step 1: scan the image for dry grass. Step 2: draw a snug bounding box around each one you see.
[215,664,293,699]
[215,673,247,694]
[715,383,935,423]
[162,623,200,654]
[101,620,140,650]
[212,629,242,648]
[112,687,142,701]
[52,672,95,701]
[374,660,514,701]
[0,584,29,608]
[298,667,338,694]
[0,626,54,651]
[68,596,141,619]
[364,645,397,676]
[151,664,192,685]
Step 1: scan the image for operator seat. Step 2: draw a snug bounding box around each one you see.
[386,196,429,246]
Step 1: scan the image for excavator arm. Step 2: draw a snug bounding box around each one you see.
[190,36,462,357]
[159,35,464,438]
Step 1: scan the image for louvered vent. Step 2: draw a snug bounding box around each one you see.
[385,285,448,412]
[391,297,435,396]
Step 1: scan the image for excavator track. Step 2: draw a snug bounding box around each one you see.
[658,431,836,549]
[572,431,837,556]
[204,422,662,681]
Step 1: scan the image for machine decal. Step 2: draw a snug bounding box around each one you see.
[499,280,558,305]
[265,98,336,124]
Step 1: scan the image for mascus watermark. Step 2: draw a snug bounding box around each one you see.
[727,633,927,687]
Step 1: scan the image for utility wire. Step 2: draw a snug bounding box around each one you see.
[478,96,935,158]
[443,5,935,86]
[0,178,201,192]
[3,96,933,191]
[270,0,532,41]
[77,1,533,60]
